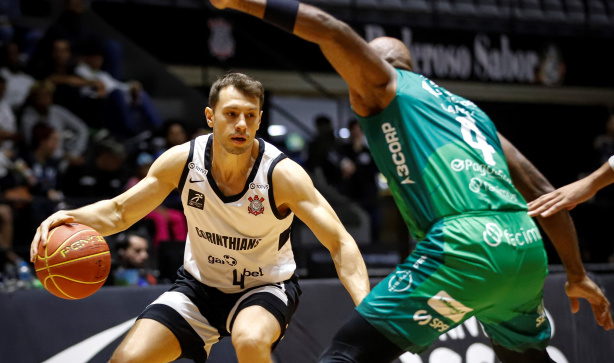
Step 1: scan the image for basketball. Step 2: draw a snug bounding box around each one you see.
[34,223,111,300]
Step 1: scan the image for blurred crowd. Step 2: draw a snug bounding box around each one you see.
[0,0,198,290]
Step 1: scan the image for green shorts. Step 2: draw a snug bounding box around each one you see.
[357,210,551,354]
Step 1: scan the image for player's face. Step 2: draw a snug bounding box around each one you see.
[206,86,262,155]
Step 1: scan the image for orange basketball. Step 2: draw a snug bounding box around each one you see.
[34,223,111,299]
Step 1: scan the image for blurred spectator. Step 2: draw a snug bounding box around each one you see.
[0,75,26,214]
[75,40,163,137]
[60,138,128,200]
[0,14,14,44]
[590,113,614,206]
[29,38,105,127]
[125,151,187,247]
[151,119,189,158]
[165,120,189,148]
[106,230,157,287]
[150,119,189,211]
[190,126,211,140]
[594,114,614,167]
[0,203,15,264]
[125,152,153,190]
[20,123,64,220]
[305,114,343,187]
[0,42,35,111]
[339,120,382,244]
[0,75,18,154]
[29,0,117,76]
[20,80,88,166]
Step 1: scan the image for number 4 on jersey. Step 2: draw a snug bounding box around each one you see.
[455,116,496,166]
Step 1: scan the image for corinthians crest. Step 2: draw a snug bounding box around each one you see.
[208,18,235,61]
[248,195,265,216]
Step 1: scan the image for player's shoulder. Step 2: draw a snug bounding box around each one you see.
[272,158,312,188]
[160,141,191,160]
[273,157,302,176]
[149,142,191,178]
[271,159,315,204]
[145,142,192,187]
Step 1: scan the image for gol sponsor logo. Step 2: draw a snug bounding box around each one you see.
[207,254,237,266]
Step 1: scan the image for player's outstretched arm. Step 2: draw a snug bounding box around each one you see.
[499,133,614,330]
[528,158,614,217]
[209,0,396,116]
[273,158,369,305]
[29,143,190,262]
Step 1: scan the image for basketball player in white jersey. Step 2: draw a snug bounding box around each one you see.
[29,72,370,363]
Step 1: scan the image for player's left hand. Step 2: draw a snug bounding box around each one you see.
[565,275,614,331]
[30,212,75,262]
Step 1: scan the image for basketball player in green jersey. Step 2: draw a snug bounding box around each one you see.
[210,0,613,362]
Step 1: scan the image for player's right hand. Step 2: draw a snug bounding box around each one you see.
[527,179,594,218]
[565,275,614,331]
[30,213,75,262]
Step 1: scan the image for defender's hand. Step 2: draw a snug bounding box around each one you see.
[528,180,594,218]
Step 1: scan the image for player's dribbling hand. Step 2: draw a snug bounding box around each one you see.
[30,213,75,262]
[565,275,614,331]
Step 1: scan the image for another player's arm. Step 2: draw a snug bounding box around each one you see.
[499,133,613,330]
[29,143,189,261]
[209,0,396,116]
[528,158,614,217]
[273,159,369,306]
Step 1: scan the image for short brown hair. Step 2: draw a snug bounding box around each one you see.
[208,72,264,110]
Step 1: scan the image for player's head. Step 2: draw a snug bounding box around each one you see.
[368,37,413,72]
[208,72,264,111]
[206,73,264,155]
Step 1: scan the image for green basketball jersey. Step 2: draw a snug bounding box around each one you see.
[357,70,526,241]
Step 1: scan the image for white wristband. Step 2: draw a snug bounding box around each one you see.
[609,155,614,171]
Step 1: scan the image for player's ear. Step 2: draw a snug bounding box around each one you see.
[256,110,263,130]
[205,107,214,128]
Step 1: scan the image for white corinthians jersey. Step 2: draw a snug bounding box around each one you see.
[179,134,296,293]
